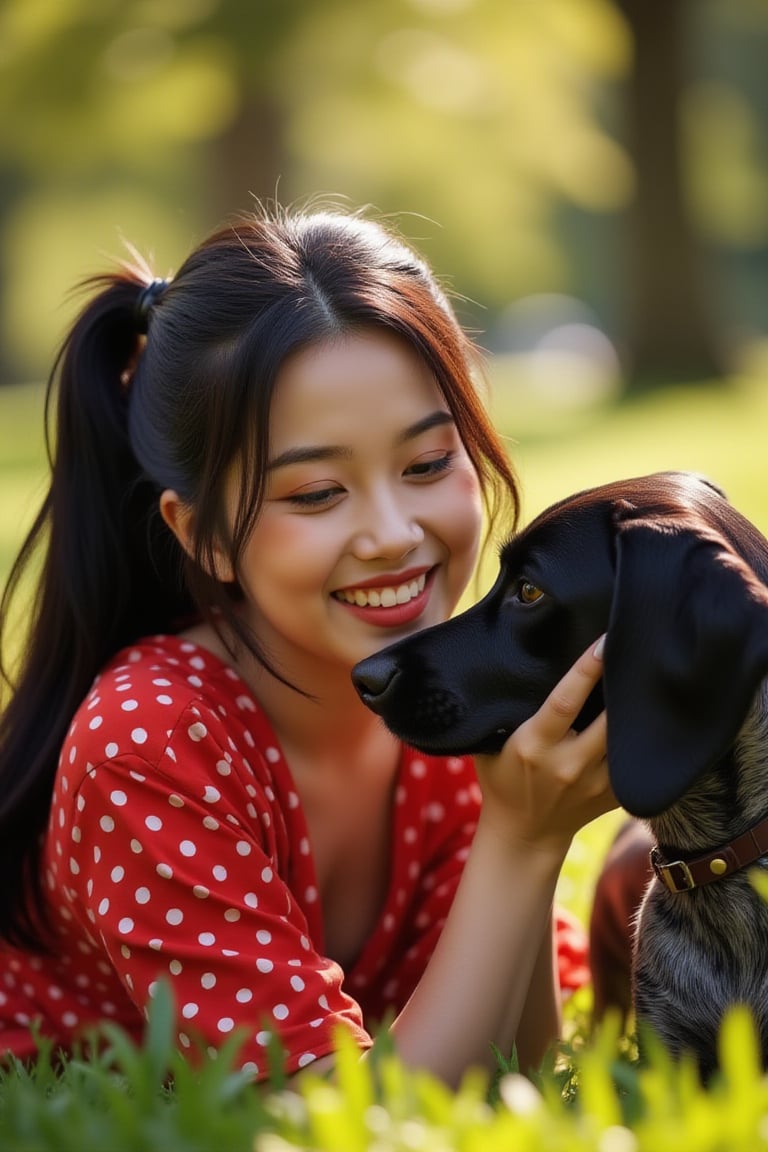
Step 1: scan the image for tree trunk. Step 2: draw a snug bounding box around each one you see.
[617,0,727,390]
[205,89,288,223]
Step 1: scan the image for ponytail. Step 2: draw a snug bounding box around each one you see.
[0,272,190,949]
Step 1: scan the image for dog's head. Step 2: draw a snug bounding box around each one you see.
[352,471,768,818]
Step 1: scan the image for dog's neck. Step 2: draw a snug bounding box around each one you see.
[649,810,768,893]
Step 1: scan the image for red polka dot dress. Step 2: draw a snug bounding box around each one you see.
[0,635,588,1078]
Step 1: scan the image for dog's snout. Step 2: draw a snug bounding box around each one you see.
[351,654,400,705]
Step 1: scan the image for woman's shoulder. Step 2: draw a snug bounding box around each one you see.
[66,633,281,778]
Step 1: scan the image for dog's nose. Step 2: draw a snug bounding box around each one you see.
[351,654,400,704]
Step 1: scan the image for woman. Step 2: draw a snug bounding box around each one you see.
[0,203,613,1085]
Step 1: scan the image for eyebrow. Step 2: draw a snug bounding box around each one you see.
[266,409,456,472]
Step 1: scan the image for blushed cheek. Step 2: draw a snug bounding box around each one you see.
[448,469,484,583]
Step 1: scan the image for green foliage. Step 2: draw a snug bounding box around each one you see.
[5,991,768,1150]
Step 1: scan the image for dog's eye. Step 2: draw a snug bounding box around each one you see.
[517,580,544,604]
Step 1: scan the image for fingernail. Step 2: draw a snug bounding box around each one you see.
[593,634,606,660]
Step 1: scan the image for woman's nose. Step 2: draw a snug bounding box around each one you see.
[351,493,425,561]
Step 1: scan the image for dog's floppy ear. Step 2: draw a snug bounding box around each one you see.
[604,518,768,818]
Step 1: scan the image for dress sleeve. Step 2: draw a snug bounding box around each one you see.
[61,702,371,1079]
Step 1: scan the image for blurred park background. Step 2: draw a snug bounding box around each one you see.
[1,0,768,917]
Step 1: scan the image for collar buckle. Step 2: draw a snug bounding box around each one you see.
[650,846,696,893]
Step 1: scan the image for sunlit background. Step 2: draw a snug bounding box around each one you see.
[0,0,765,393]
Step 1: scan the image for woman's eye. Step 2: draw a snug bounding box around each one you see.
[406,451,455,479]
[517,580,544,604]
[286,487,344,509]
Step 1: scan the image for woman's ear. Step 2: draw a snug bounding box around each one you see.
[159,489,235,583]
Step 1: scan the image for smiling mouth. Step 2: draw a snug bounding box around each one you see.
[334,572,427,609]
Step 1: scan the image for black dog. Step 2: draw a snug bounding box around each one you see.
[352,470,768,1079]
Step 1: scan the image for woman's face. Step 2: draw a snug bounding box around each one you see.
[233,328,484,683]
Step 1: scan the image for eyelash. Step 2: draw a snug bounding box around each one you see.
[285,452,456,509]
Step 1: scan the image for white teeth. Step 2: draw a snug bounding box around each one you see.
[337,573,426,608]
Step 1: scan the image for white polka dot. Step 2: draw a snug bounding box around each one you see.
[166,908,183,925]
[236,841,252,857]
[244,892,258,908]
[111,866,125,882]
[290,975,305,992]
[216,760,232,776]
[201,973,216,989]
[120,699,139,712]
[105,742,119,758]
[130,839,143,853]
[156,863,173,879]
[149,939,163,950]
[169,959,182,975]
[256,1030,271,1046]
[256,958,273,973]
[265,747,280,763]
[198,932,216,946]
[193,885,209,899]
[118,918,134,934]
[298,1052,315,1068]
[135,887,151,904]
[261,866,273,883]
[88,715,103,730]
[236,988,252,1003]
[224,909,240,922]
[145,815,163,831]
[212,865,227,881]
[188,722,207,742]
[131,728,148,745]
[203,787,221,803]
[179,840,197,857]
[98,898,109,916]
[182,1003,199,1019]
[157,694,173,705]
[100,815,115,833]
[168,794,185,808]
[273,1004,289,1021]
[256,929,272,945]
[218,1017,234,1033]
[152,678,172,687]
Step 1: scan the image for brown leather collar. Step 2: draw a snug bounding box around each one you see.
[650,814,768,894]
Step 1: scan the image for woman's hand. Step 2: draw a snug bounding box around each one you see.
[474,635,616,858]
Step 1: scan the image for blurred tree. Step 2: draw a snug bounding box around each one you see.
[0,0,765,392]
[615,0,727,389]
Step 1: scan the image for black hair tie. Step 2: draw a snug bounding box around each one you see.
[135,278,169,334]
